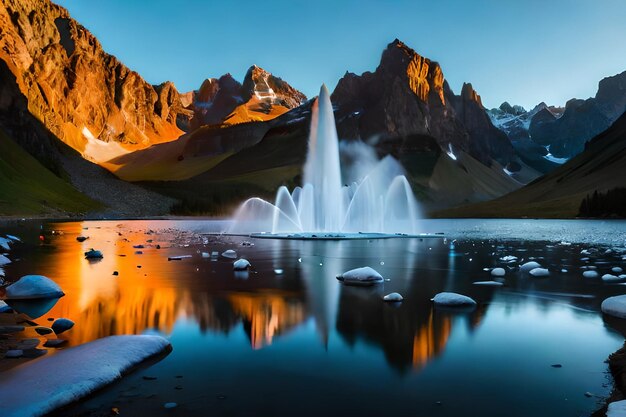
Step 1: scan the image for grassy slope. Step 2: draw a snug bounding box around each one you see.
[0,129,99,215]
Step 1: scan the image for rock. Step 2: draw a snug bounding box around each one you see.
[0,300,13,313]
[561,269,568,273]
[584,392,594,398]
[43,339,67,348]
[52,318,75,334]
[168,255,192,261]
[112,271,119,276]
[84,249,103,259]
[22,348,47,358]
[135,251,143,255]
[5,350,23,358]
[613,267,624,273]
[551,364,562,368]
[201,252,210,258]
[164,402,178,409]
[603,274,625,283]
[472,281,504,286]
[76,236,89,242]
[5,275,64,299]
[583,270,599,278]
[520,261,542,272]
[233,259,251,271]
[133,245,144,249]
[602,295,626,318]
[383,292,404,302]
[274,269,284,275]
[16,339,40,350]
[336,267,384,286]
[0,254,11,266]
[0,325,25,334]
[529,268,550,277]
[490,268,506,277]
[35,327,53,335]
[431,292,477,307]
[221,250,237,259]
[499,255,517,262]
[608,399,626,417]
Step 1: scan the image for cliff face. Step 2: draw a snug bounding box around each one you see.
[331,39,513,166]
[0,0,187,161]
[189,65,307,128]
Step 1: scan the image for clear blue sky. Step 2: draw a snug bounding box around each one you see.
[56,0,626,110]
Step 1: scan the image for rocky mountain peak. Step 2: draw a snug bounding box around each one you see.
[241,65,306,108]
[460,83,483,108]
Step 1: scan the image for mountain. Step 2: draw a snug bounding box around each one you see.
[135,40,525,213]
[489,70,626,160]
[331,39,514,167]
[0,0,189,164]
[188,66,306,129]
[437,110,626,218]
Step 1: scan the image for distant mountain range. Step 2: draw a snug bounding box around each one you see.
[0,0,624,218]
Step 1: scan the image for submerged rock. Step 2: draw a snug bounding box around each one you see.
[336,267,384,286]
[5,275,64,299]
[233,259,251,271]
[472,281,504,286]
[529,268,550,277]
[84,249,103,259]
[221,250,237,259]
[52,318,75,335]
[383,292,404,302]
[520,261,542,272]
[602,295,626,318]
[431,292,477,307]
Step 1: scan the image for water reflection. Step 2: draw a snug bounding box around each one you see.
[2,220,624,379]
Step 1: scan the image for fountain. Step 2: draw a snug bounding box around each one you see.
[228,85,420,237]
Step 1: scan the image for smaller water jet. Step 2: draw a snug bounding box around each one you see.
[229,85,420,236]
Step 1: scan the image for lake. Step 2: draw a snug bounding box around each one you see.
[1,219,626,416]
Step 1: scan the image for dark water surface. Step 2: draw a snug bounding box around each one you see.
[2,219,626,416]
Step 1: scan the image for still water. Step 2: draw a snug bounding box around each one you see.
[2,219,626,416]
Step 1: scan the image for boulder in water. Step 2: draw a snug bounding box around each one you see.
[84,249,103,259]
[383,292,403,302]
[221,250,237,259]
[52,318,75,335]
[602,295,626,319]
[336,267,384,286]
[431,292,477,307]
[520,261,541,272]
[5,275,64,299]
[529,268,550,277]
[491,268,506,277]
[233,259,251,271]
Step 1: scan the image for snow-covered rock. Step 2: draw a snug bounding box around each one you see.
[383,292,403,302]
[602,274,625,283]
[5,275,64,299]
[602,295,626,319]
[0,335,171,417]
[529,268,550,277]
[491,268,506,277]
[52,318,74,335]
[607,399,626,417]
[233,259,251,271]
[221,249,237,259]
[336,267,384,286]
[473,281,504,286]
[431,292,477,307]
[520,261,541,272]
[583,271,599,278]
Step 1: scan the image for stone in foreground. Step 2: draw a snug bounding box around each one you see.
[431,292,477,307]
[52,318,75,335]
[233,259,251,271]
[602,295,626,319]
[336,267,384,286]
[221,249,237,259]
[383,292,404,302]
[0,335,171,417]
[5,275,64,300]
[520,261,542,272]
[529,268,550,277]
[608,399,626,417]
[491,268,506,277]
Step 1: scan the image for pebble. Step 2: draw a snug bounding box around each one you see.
[35,327,53,335]
[43,339,67,348]
[52,318,75,335]
[164,402,178,409]
[383,292,404,302]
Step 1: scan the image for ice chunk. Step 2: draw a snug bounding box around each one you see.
[491,268,506,277]
[0,335,171,417]
[529,268,550,277]
[473,281,504,286]
[431,292,477,307]
[233,259,251,271]
[583,271,599,278]
[520,261,541,272]
[221,249,237,259]
[602,295,626,319]
[5,275,64,300]
[383,292,403,302]
[336,267,384,286]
